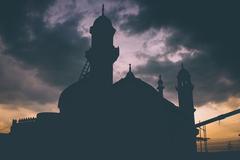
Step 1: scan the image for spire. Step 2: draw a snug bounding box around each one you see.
[158,74,163,84]
[102,4,105,16]
[126,64,135,79]
[157,74,164,98]
[181,63,184,69]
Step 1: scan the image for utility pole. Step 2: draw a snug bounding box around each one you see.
[200,127,202,152]
[199,121,203,152]
[203,125,208,152]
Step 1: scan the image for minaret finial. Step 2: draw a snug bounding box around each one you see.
[157,74,164,98]
[159,74,162,80]
[129,64,131,72]
[102,4,105,16]
[181,63,184,69]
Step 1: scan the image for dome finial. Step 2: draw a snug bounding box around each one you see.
[126,64,135,79]
[181,63,184,69]
[157,74,164,98]
[102,4,105,16]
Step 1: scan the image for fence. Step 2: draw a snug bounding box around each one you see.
[197,138,240,152]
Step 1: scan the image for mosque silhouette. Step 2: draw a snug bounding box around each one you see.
[0,5,198,159]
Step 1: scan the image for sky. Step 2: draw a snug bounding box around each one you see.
[0,0,240,150]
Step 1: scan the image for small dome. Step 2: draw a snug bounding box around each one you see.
[113,68,157,95]
[114,76,156,93]
[177,64,190,79]
[92,4,113,28]
[93,15,112,27]
[90,5,115,35]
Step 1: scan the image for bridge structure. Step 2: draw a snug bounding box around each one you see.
[195,108,240,152]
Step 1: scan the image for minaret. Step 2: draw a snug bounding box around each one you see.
[86,5,119,87]
[176,63,196,153]
[157,74,164,98]
[176,64,195,113]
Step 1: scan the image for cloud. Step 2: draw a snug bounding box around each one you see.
[0,0,141,88]
[0,103,58,133]
[124,0,240,75]
[0,0,239,108]
[0,0,142,113]
[0,42,59,105]
[0,0,143,132]
[0,0,239,137]
[134,50,240,106]
[115,0,240,106]
[0,0,91,88]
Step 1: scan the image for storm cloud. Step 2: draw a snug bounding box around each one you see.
[121,0,240,106]
[0,0,239,110]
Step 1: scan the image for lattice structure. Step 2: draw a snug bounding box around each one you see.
[79,60,90,80]
[196,108,240,152]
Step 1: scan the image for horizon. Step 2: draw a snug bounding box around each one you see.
[0,0,240,153]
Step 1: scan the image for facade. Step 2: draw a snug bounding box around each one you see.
[0,6,197,159]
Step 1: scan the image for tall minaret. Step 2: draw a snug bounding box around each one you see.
[176,64,196,153]
[176,64,195,113]
[86,5,119,87]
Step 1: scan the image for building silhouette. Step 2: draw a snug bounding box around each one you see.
[0,5,198,159]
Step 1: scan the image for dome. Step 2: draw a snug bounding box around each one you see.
[113,67,158,98]
[93,15,112,27]
[113,73,178,110]
[90,5,114,33]
[58,77,93,115]
[90,14,115,35]
[113,76,157,93]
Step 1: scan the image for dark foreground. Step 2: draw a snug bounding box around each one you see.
[197,151,240,160]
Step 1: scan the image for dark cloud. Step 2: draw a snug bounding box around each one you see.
[0,0,89,88]
[0,0,239,107]
[0,0,91,106]
[0,52,59,105]
[121,0,240,105]
[122,0,240,70]
[135,51,240,106]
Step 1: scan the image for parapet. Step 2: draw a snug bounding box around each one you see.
[18,117,36,124]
